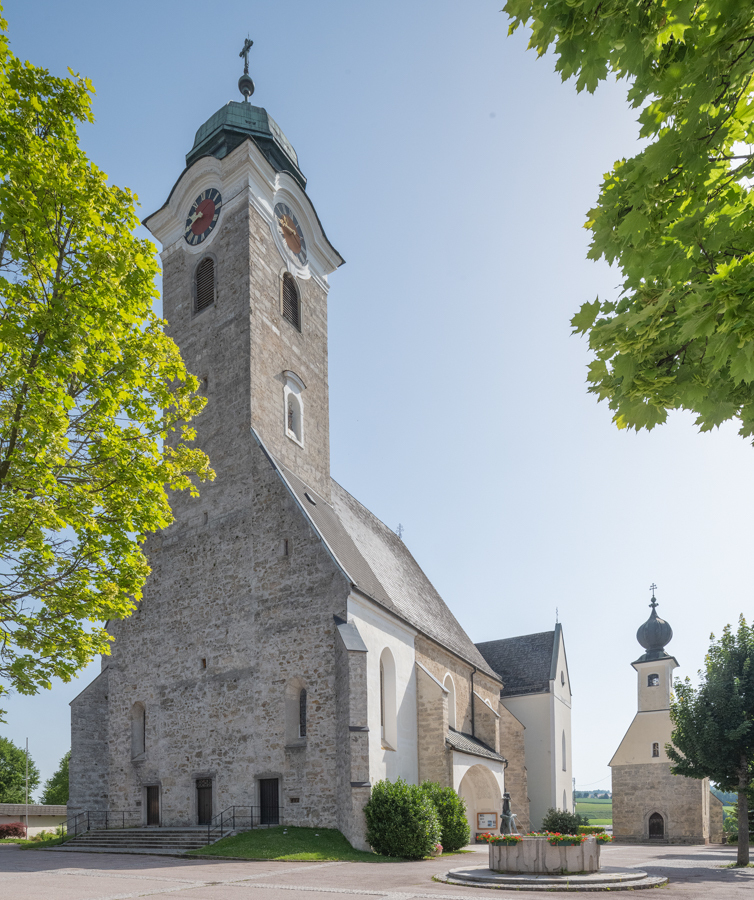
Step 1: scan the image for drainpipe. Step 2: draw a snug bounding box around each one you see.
[470,667,477,737]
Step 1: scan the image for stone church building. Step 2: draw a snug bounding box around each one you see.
[69,68,570,849]
[610,596,723,844]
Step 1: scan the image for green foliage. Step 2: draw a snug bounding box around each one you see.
[420,781,470,852]
[0,12,212,711]
[540,807,588,835]
[363,778,442,859]
[39,750,69,804]
[668,616,754,866]
[505,0,754,441]
[578,825,606,834]
[0,736,39,802]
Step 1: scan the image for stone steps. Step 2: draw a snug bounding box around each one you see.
[64,828,212,853]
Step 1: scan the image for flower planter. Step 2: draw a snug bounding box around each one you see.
[489,836,600,874]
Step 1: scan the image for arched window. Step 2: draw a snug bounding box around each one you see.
[561,670,565,686]
[379,648,397,750]
[648,673,659,687]
[195,256,216,312]
[299,689,307,738]
[131,702,146,758]
[443,674,457,729]
[562,729,567,771]
[283,371,305,447]
[281,272,301,330]
[648,812,664,839]
[652,742,660,758]
[563,789,568,811]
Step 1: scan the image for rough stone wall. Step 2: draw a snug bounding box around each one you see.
[498,704,529,833]
[612,763,710,843]
[473,692,500,754]
[94,437,351,828]
[708,792,724,843]
[414,636,501,738]
[415,665,451,786]
[335,628,370,850]
[69,669,110,812]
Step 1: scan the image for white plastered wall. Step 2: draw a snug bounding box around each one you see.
[347,593,418,785]
[552,628,573,815]
[452,751,505,838]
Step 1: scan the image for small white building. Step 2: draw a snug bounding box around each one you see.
[0,803,67,837]
[477,625,573,831]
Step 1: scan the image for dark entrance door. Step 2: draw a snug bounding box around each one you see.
[260,778,279,825]
[146,785,160,826]
[197,779,212,826]
[648,812,664,839]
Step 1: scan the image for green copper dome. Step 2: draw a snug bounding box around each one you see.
[186,101,306,189]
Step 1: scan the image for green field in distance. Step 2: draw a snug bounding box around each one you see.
[576,798,612,826]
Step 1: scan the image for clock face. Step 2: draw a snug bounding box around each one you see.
[184,188,223,246]
[274,202,307,266]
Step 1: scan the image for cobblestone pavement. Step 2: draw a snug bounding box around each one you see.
[0,842,752,900]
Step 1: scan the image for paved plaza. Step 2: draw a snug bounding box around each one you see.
[0,842,752,900]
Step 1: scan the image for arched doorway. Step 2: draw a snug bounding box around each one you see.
[648,812,664,839]
[457,764,502,842]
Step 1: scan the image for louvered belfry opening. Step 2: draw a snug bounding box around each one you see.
[195,257,215,312]
[282,272,300,330]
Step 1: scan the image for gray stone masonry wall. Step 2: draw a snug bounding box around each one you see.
[612,763,710,844]
[497,704,529,833]
[416,665,451,787]
[96,437,351,828]
[709,793,724,843]
[69,669,109,812]
[473,692,500,754]
[335,630,370,850]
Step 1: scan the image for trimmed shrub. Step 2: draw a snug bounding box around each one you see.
[578,825,606,834]
[421,782,470,852]
[364,778,442,859]
[540,808,588,835]
[0,822,26,838]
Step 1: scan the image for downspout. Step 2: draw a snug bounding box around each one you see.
[470,666,477,737]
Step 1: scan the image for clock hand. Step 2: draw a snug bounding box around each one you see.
[189,210,204,224]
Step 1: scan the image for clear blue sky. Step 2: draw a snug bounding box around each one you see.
[4,0,752,798]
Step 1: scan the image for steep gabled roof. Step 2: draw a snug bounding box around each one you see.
[475,630,557,697]
[256,436,499,680]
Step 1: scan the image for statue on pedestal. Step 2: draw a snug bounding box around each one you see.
[500,791,519,835]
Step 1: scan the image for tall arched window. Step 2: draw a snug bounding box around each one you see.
[562,730,567,771]
[131,702,146,758]
[379,648,397,750]
[563,789,568,811]
[283,371,305,447]
[195,256,216,312]
[299,689,307,738]
[652,742,660,758]
[443,674,457,729]
[281,272,301,330]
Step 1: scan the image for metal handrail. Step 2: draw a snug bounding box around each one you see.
[206,805,276,845]
[63,809,142,842]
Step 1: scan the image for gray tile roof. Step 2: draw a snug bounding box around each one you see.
[446,727,506,762]
[266,448,499,680]
[475,630,556,697]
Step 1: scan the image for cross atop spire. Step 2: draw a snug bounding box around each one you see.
[649,583,658,609]
[238,38,255,101]
[239,38,253,74]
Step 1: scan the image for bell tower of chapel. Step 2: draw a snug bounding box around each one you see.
[143,47,343,513]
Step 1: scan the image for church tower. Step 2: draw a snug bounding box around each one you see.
[610,591,723,843]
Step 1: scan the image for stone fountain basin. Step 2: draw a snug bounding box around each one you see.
[489,836,600,874]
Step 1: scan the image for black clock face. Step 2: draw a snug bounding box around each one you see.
[274,202,307,266]
[184,189,223,246]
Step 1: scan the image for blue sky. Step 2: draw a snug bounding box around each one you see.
[4,0,753,798]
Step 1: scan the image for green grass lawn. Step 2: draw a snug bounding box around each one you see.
[189,826,470,862]
[0,835,66,849]
[576,799,612,827]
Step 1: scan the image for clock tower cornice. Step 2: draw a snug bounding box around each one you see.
[143,137,343,287]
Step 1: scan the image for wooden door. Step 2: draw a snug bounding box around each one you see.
[197,779,212,826]
[146,785,160,826]
[260,778,279,825]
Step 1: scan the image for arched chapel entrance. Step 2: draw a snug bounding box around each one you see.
[648,812,665,839]
[458,764,502,842]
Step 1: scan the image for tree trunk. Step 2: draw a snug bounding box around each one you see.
[737,765,750,867]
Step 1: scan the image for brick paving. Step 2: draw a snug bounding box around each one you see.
[1,842,752,899]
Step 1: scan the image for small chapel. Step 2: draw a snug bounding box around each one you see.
[610,593,724,844]
[69,50,571,849]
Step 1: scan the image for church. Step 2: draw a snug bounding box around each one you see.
[69,52,571,850]
[610,594,723,844]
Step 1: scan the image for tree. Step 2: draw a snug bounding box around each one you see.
[39,749,69,805]
[667,617,754,866]
[0,736,39,802]
[0,14,212,712]
[504,0,754,440]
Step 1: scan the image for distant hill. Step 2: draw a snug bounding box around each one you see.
[711,788,738,805]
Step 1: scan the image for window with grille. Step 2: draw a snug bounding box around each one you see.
[195,257,215,312]
[282,272,301,330]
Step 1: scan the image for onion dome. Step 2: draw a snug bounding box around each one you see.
[636,592,673,660]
